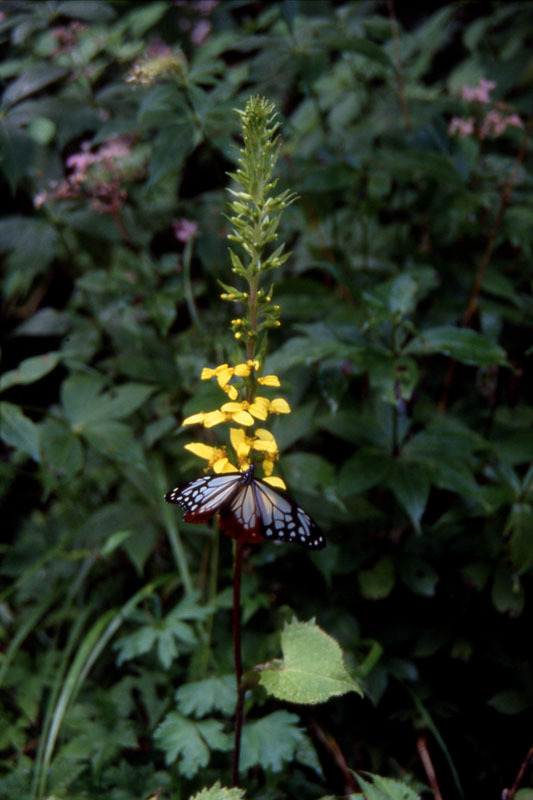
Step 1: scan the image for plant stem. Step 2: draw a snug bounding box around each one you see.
[232,540,245,786]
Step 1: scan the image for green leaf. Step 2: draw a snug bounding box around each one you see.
[62,375,154,430]
[404,326,507,366]
[190,782,246,800]
[356,771,421,800]
[491,566,524,617]
[240,711,305,773]
[176,676,237,718]
[83,421,145,467]
[508,503,533,573]
[0,121,36,193]
[40,418,84,476]
[258,619,362,704]
[1,64,69,109]
[358,556,395,600]
[148,124,199,187]
[154,713,230,777]
[398,558,439,597]
[0,352,61,392]
[338,450,390,496]
[0,401,40,461]
[387,461,430,533]
[487,690,532,715]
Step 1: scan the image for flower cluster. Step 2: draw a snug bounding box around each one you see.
[33,136,143,213]
[182,360,290,487]
[449,78,523,140]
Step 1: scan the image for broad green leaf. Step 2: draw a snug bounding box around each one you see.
[387,461,430,533]
[154,713,230,777]
[62,375,154,430]
[83,421,145,467]
[258,619,362,703]
[1,64,69,109]
[0,401,39,461]
[176,676,237,718]
[338,450,389,496]
[0,352,61,392]
[240,711,305,773]
[487,690,532,715]
[40,418,84,476]
[190,782,246,800]
[404,326,507,366]
[12,308,71,337]
[356,771,421,800]
[358,556,395,600]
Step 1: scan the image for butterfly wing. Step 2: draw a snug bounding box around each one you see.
[253,479,326,550]
[218,481,264,544]
[165,472,243,523]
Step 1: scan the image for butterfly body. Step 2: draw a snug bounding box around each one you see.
[165,465,325,549]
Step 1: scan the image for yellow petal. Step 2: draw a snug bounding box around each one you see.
[213,456,230,473]
[230,427,245,448]
[217,367,234,388]
[182,412,206,426]
[258,374,280,386]
[270,398,291,414]
[234,363,251,377]
[254,428,275,442]
[203,410,226,427]
[232,410,254,426]
[221,402,243,413]
[184,442,216,460]
[220,461,240,473]
[223,385,239,400]
[263,475,286,489]
[252,439,277,454]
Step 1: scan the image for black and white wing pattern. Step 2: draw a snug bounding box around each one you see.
[165,465,325,550]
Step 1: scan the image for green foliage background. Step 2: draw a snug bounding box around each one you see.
[1,1,532,798]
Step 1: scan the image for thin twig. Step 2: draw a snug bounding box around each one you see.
[438,116,532,413]
[232,540,245,786]
[387,0,411,132]
[417,734,443,800]
[502,744,533,800]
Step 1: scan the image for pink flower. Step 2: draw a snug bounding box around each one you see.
[460,78,496,104]
[191,19,211,45]
[480,109,524,139]
[173,218,199,242]
[448,116,475,137]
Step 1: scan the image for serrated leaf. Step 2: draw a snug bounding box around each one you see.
[258,619,362,703]
[0,401,40,461]
[190,782,246,800]
[404,326,507,366]
[176,676,237,718]
[240,711,305,773]
[357,771,421,800]
[154,713,230,777]
[0,352,61,392]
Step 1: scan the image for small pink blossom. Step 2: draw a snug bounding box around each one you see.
[173,218,199,242]
[461,78,496,104]
[448,116,475,137]
[190,19,211,45]
[33,192,48,209]
[479,108,524,139]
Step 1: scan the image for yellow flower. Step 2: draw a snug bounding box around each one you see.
[257,374,280,387]
[222,384,239,400]
[229,428,253,467]
[184,443,237,473]
[252,428,279,456]
[263,475,287,489]
[182,410,228,428]
[268,398,291,414]
[201,364,235,389]
[219,402,255,426]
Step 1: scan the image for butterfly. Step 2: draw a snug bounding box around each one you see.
[165,464,325,549]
